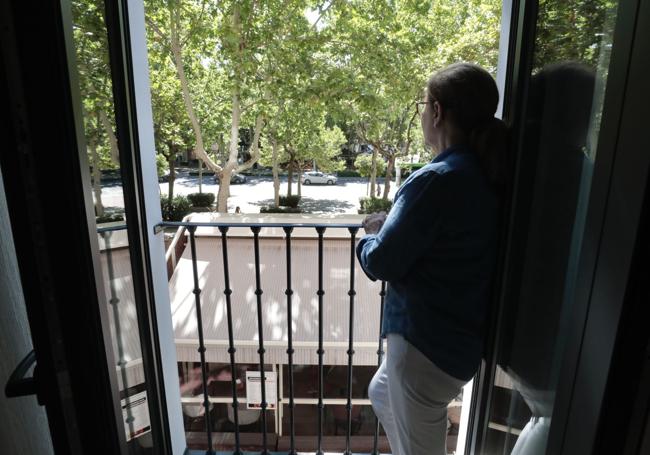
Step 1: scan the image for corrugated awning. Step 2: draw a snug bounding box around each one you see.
[170,229,385,367]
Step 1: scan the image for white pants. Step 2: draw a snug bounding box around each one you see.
[369,334,467,455]
[509,370,554,455]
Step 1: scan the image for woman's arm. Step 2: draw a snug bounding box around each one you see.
[357,170,448,282]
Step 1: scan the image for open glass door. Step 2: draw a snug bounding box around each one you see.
[67,1,171,452]
[472,0,640,453]
[1,0,174,453]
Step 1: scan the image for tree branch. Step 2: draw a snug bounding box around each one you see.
[312,0,336,31]
[401,106,419,157]
[236,115,265,173]
[181,0,208,48]
[145,17,167,43]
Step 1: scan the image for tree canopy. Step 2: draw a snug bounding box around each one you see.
[73,0,508,211]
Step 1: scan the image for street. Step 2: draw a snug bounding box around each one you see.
[97,174,397,214]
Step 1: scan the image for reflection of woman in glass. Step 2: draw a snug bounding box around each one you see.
[357,63,507,455]
[502,61,596,455]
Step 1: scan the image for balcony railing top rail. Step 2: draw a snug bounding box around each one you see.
[157,219,364,230]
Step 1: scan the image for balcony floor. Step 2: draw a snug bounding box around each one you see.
[186,432,459,454]
[186,432,392,453]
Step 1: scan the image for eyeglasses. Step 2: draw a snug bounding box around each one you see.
[415,101,429,116]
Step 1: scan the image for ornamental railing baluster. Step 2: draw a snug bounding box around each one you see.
[316,226,326,455]
[283,226,297,455]
[345,227,359,455]
[188,226,214,455]
[218,226,241,455]
[251,226,269,455]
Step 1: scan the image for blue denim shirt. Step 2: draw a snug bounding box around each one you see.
[356,145,500,380]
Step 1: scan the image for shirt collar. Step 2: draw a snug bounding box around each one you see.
[432,144,469,163]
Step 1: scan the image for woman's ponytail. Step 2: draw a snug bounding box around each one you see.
[469,116,509,189]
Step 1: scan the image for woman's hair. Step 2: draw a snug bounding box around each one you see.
[427,63,509,188]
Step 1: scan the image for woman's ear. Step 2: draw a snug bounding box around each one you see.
[432,100,442,128]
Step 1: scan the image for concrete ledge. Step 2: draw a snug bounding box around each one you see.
[186,212,367,239]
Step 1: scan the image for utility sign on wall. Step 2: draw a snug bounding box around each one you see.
[121,391,151,441]
[246,371,277,409]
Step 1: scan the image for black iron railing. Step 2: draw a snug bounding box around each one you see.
[99,221,387,454]
[158,220,387,455]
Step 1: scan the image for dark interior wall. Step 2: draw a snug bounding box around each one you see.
[0,169,54,455]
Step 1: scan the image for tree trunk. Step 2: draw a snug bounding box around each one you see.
[217,88,241,212]
[90,140,104,217]
[218,135,225,164]
[287,160,293,197]
[382,155,395,200]
[168,0,223,205]
[217,168,233,213]
[99,110,119,165]
[395,162,402,188]
[218,113,264,211]
[370,147,378,197]
[210,142,219,162]
[168,1,264,213]
[214,5,260,213]
[167,154,175,202]
[235,114,264,173]
[297,161,302,197]
[198,160,203,193]
[271,138,280,207]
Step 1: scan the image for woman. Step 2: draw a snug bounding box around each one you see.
[357,63,507,455]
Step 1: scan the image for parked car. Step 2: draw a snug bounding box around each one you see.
[301,171,337,185]
[212,173,247,184]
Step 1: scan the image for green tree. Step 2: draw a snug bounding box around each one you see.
[310,125,346,173]
[149,44,194,202]
[145,0,330,211]
[534,0,617,71]
[146,0,261,211]
[72,0,121,216]
[355,153,386,196]
[142,0,506,211]
[327,0,503,199]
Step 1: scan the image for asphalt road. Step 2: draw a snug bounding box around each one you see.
[97,174,397,214]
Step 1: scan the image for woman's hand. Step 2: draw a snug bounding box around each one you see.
[362,211,388,234]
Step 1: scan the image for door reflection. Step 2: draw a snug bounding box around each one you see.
[486,1,619,453]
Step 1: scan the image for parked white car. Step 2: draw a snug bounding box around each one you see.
[301,171,337,185]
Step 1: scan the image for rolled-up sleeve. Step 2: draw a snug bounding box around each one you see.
[356,170,448,282]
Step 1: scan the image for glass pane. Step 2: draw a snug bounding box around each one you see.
[486,1,620,453]
[70,1,155,451]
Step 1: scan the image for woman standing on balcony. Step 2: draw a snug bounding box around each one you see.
[357,63,507,455]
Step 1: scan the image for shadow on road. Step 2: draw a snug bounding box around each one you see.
[172,176,215,188]
[251,197,356,214]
